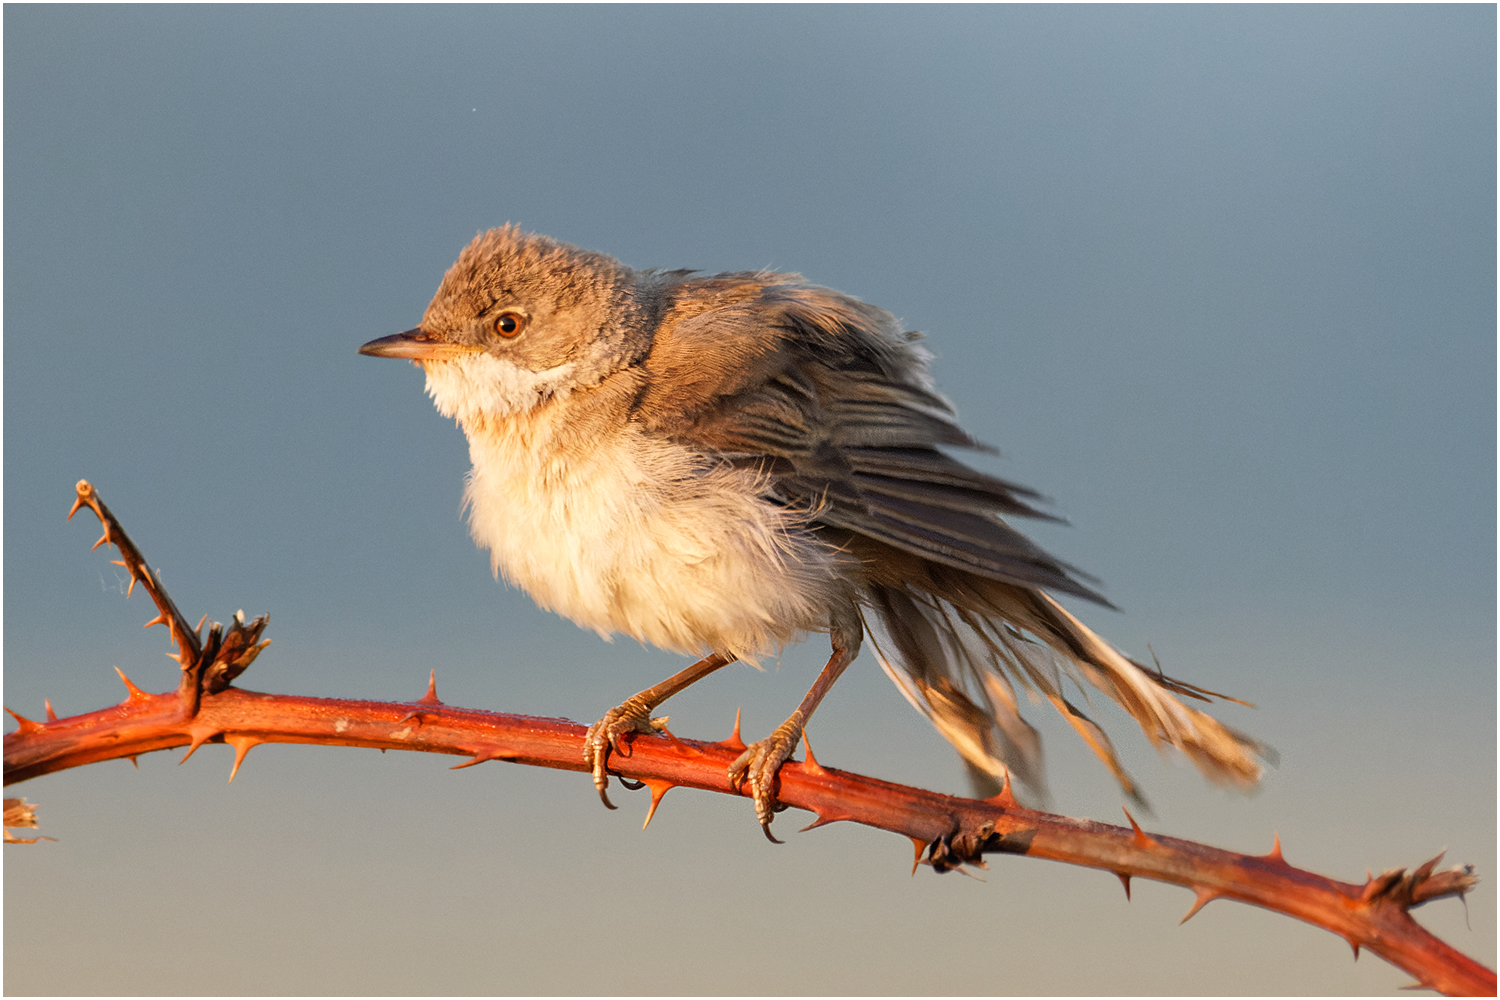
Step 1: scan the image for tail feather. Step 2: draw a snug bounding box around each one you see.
[863,566,1264,803]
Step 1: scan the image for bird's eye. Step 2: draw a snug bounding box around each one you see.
[494,312,526,338]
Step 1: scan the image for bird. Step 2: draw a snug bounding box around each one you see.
[358,225,1263,835]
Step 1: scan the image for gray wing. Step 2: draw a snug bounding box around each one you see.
[631,274,1264,804]
[632,276,1108,605]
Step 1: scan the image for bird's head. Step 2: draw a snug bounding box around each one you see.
[359,226,648,423]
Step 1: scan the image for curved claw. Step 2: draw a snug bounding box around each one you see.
[584,698,665,810]
[727,720,802,835]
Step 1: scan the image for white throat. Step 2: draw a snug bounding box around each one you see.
[424,353,580,423]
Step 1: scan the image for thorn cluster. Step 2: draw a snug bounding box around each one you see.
[63,481,272,718]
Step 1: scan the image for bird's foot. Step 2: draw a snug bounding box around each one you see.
[727,718,802,842]
[583,695,667,809]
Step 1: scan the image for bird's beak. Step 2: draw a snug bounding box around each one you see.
[358,327,482,361]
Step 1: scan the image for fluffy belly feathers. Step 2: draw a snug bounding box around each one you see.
[461,407,847,660]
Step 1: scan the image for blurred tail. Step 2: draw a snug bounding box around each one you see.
[864,570,1265,805]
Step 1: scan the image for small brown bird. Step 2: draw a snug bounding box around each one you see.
[360,226,1262,834]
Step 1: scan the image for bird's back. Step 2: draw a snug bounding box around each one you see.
[629,269,1263,799]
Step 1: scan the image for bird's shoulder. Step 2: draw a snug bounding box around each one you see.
[629,270,938,443]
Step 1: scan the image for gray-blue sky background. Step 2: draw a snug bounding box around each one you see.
[5,6,1494,994]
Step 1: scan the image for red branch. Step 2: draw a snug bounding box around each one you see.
[4,481,1493,997]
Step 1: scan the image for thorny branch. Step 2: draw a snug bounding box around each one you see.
[5,482,1494,997]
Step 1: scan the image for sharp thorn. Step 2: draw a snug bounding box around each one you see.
[1264,831,1287,864]
[110,559,127,568]
[179,728,218,765]
[1346,937,1360,960]
[798,813,846,833]
[195,614,209,632]
[910,837,927,876]
[91,532,111,551]
[44,699,57,723]
[800,731,829,777]
[125,755,140,769]
[1398,983,1431,992]
[722,707,747,751]
[1179,888,1220,924]
[1413,850,1447,880]
[1123,807,1159,850]
[640,779,675,830]
[143,613,168,629]
[658,726,705,759]
[125,576,137,598]
[449,748,512,770]
[114,667,150,702]
[1115,871,1132,901]
[5,708,43,735]
[418,670,442,705]
[225,735,261,783]
[984,770,1018,808]
[67,496,85,521]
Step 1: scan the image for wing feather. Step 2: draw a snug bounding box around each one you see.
[629,273,1263,801]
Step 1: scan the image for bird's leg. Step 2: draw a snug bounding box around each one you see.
[729,612,862,838]
[585,652,734,808]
